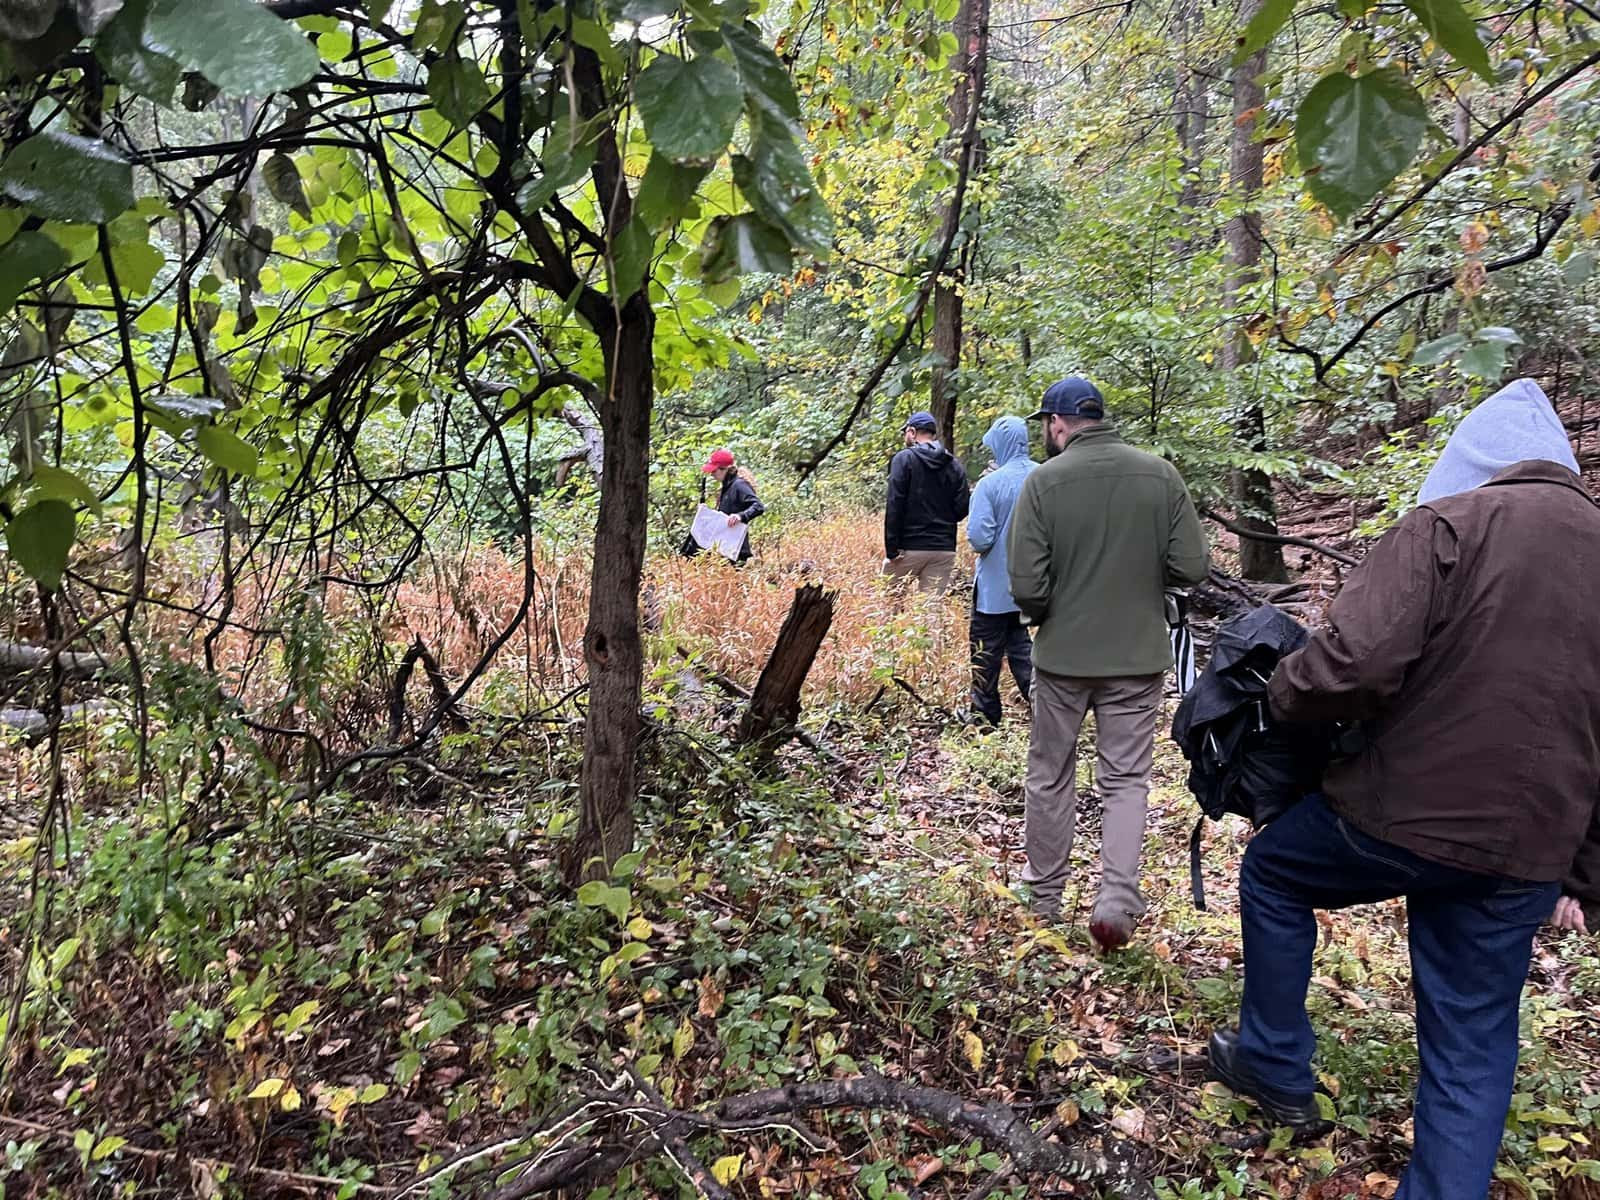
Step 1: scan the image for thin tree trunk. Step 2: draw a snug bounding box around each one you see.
[929,0,988,450]
[1222,0,1287,583]
[1173,0,1210,233]
[567,296,654,884]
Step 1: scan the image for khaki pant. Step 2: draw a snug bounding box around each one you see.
[1022,670,1163,923]
[883,549,955,595]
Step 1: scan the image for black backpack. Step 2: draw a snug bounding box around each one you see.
[1171,605,1333,908]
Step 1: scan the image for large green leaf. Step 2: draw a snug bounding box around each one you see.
[1296,69,1429,219]
[1402,0,1492,82]
[721,21,800,129]
[197,424,259,477]
[1234,0,1295,63]
[634,51,743,163]
[700,212,793,283]
[1458,338,1511,380]
[731,119,832,258]
[4,499,75,591]
[27,464,102,514]
[96,0,182,104]
[0,131,134,223]
[634,152,710,230]
[608,218,654,299]
[427,53,490,129]
[0,232,68,315]
[1411,332,1466,365]
[144,0,319,96]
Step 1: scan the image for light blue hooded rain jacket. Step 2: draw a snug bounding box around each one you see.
[967,416,1036,614]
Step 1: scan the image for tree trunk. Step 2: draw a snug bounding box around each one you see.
[1222,0,1287,583]
[737,585,836,752]
[1173,0,1210,233]
[929,0,988,451]
[567,296,655,884]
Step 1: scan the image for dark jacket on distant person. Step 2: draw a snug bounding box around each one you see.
[885,441,970,559]
[1269,459,1600,927]
[717,475,764,562]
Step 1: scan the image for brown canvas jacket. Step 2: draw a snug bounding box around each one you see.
[1268,461,1600,926]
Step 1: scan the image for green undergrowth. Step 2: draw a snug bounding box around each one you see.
[2,711,1598,1199]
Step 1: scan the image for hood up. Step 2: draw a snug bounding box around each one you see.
[1417,378,1579,504]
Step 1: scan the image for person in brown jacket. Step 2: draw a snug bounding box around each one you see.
[1205,379,1600,1200]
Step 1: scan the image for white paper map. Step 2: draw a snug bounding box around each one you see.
[691,504,745,560]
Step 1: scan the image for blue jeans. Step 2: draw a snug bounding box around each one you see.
[969,609,1033,724]
[1237,795,1558,1200]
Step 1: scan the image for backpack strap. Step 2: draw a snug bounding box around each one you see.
[1189,817,1208,911]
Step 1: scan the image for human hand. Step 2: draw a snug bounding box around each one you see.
[726,514,741,527]
[1550,895,1589,934]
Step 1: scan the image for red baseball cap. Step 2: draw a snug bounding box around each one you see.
[702,449,735,473]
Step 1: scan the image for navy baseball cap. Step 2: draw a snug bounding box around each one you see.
[1029,377,1104,420]
[905,410,938,432]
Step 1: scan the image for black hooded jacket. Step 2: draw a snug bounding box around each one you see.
[885,442,970,558]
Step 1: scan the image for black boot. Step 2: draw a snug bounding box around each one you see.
[1206,1029,1332,1137]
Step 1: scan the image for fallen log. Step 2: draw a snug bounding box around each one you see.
[1201,507,1361,567]
[0,701,118,744]
[0,640,115,681]
[424,1072,1153,1200]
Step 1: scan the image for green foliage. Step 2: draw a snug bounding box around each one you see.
[0,130,132,223]
[4,497,74,589]
[635,51,746,162]
[145,0,320,96]
[1296,70,1430,220]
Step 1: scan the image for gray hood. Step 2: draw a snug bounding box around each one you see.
[1417,378,1579,505]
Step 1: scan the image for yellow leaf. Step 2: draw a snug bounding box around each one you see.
[1536,1135,1570,1152]
[1055,1098,1081,1126]
[626,916,653,941]
[1052,1040,1081,1066]
[248,1078,285,1100]
[711,1154,743,1185]
[324,1086,357,1127]
[673,1017,694,1060]
[358,1083,389,1104]
[280,1086,303,1112]
[91,1135,127,1161]
[59,1048,94,1073]
[962,1031,984,1072]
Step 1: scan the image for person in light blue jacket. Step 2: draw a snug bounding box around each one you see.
[965,415,1037,724]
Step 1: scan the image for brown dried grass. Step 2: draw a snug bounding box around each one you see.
[136,509,973,718]
[646,512,973,708]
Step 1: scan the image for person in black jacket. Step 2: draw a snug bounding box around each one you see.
[883,410,970,594]
[702,449,764,563]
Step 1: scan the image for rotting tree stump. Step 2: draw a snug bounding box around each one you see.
[736,583,836,752]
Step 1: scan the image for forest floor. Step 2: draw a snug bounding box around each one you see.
[3,498,1600,1199]
[4,686,1599,1200]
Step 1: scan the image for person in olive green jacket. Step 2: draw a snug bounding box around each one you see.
[1006,377,1209,949]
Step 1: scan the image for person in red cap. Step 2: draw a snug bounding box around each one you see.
[700,449,764,563]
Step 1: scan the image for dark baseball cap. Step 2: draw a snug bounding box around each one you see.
[905,410,938,432]
[1029,377,1104,420]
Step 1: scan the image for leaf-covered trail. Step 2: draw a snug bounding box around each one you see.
[863,706,1600,1198]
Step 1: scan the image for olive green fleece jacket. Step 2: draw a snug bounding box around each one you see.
[1006,424,1210,677]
